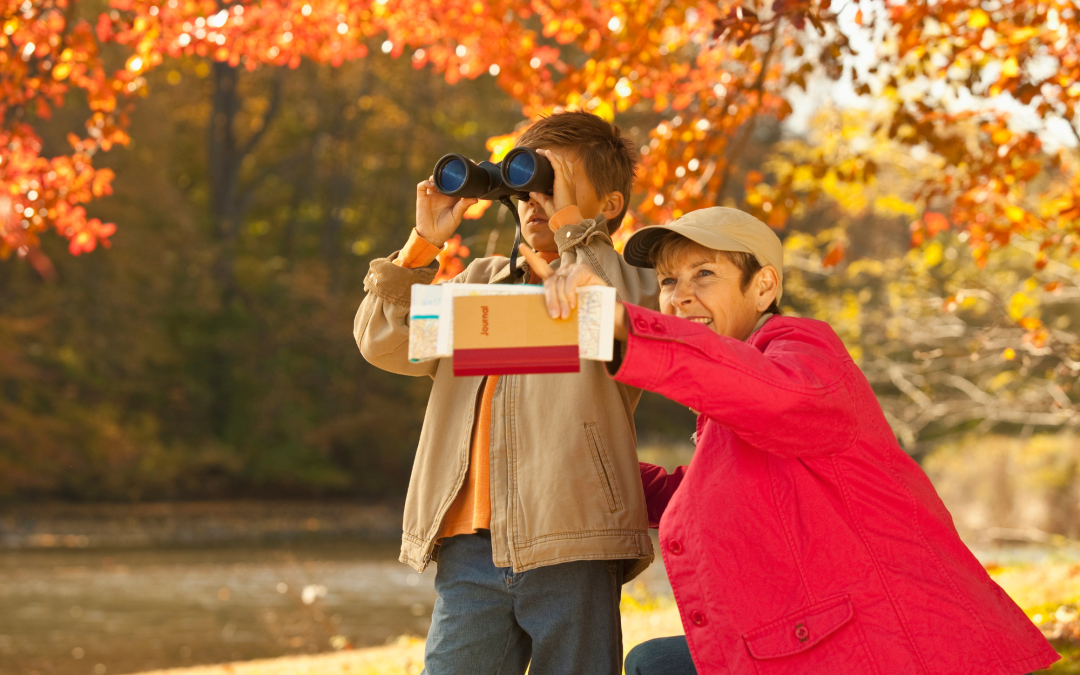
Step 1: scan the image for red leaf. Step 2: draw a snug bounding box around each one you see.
[822,242,846,268]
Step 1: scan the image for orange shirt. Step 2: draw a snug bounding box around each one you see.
[396,209,578,539]
[435,248,560,539]
[436,374,498,537]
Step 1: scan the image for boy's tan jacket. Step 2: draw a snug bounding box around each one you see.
[355,215,659,580]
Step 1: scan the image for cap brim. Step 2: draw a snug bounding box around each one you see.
[622,224,759,268]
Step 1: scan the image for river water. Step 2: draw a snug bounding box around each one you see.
[0,542,440,675]
[0,539,674,675]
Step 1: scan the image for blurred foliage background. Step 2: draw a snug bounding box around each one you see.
[0,49,701,502]
[1,0,1078,503]
[0,53,514,501]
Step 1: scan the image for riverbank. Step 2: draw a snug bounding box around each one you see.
[122,562,1079,675]
[0,501,402,549]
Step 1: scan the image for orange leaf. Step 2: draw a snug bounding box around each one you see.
[821,242,846,268]
[462,199,493,220]
[924,212,949,235]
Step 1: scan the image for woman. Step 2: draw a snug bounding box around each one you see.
[519,207,1058,674]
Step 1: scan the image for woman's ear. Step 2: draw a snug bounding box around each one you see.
[600,191,625,222]
[755,266,779,309]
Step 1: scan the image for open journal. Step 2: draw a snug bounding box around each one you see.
[408,283,617,376]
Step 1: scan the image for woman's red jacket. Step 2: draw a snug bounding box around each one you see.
[612,304,1059,675]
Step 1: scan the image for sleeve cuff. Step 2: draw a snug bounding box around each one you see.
[366,255,439,306]
[553,215,612,255]
[394,229,442,268]
[608,304,672,390]
[548,205,584,232]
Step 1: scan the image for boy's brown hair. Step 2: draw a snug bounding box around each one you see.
[515,110,639,233]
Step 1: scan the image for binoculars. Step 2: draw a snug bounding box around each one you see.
[433,147,554,201]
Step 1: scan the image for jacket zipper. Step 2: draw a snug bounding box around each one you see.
[499,374,517,570]
[421,375,488,570]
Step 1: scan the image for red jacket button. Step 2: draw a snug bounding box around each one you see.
[691,611,706,626]
[633,317,649,331]
[668,540,682,555]
[795,624,809,642]
[651,320,665,333]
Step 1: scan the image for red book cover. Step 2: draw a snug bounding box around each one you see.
[452,294,580,376]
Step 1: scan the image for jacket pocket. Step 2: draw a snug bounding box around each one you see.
[585,422,624,513]
[742,594,876,674]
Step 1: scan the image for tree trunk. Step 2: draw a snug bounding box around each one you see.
[208,61,244,303]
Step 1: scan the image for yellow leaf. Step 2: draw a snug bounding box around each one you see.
[125,55,145,73]
[1008,292,1035,320]
[1009,27,1039,44]
[1003,348,1016,360]
[1005,205,1025,223]
[463,199,492,220]
[52,63,72,81]
[968,9,990,28]
[991,128,1012,145]
[1002,57,1019,78]
[486,133,518,162]
[988,370,1017,390]
[923,241,943,267]
[591,100,615,122]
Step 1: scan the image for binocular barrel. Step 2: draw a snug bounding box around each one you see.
[433,148,554,201]
[502,148,555,195]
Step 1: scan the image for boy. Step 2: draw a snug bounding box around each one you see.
[354,110,658,675]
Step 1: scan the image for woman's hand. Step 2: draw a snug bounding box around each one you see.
[415,177,478,248]
[519,245,630,340]
[518,245,605,319]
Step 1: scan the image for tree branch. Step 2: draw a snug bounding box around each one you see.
[888,364,933,409]
[239,72,284,162]
[713,22,781,202]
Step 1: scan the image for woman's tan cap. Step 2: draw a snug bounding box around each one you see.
[623,207,784,301]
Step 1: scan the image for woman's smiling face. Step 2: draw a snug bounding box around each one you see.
[654,239,777,341]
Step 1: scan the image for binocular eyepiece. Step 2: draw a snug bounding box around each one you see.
[433,147,554,201]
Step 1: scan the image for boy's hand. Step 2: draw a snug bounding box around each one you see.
[519,244,606,319]
[416,177,478,248]
[530,149,578,219]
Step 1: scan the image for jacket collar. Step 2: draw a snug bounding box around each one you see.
[749,311,776,338]
[489,252,561,285]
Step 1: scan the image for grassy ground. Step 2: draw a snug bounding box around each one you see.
[130,563,1079,675]
[990,561,1080,674]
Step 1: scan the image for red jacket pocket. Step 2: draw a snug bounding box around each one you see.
[743,594,854,660]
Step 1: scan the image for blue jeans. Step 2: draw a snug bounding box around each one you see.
[625,636,696,675]
[626,636,1039,675]
[422,531,625,675]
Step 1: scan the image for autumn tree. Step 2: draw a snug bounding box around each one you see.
[3,0,1078,457]
[7,0,1078,263]
[0,0,132,269]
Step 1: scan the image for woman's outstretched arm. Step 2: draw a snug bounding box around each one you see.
[613,304,859,458]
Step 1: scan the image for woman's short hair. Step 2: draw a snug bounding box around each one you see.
[648,232,781,314]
